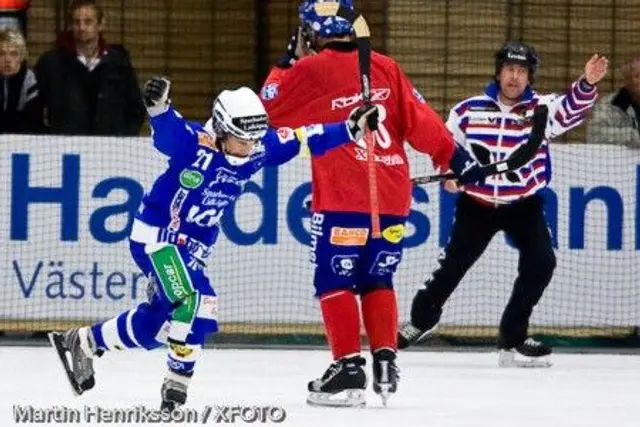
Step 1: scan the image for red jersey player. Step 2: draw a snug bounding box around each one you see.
[261,0,485,407]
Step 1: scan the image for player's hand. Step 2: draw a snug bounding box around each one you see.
[143,77,170,108]
[347,104,380,141]
[443,179,461,193]
[295,27,315,59]
[449,145,486,185]
[277,27,315,68]
[584,54,609,86]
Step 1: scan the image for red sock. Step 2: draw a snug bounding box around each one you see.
[320,290,361,360]
[362,289,398,352]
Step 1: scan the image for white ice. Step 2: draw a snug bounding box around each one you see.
[1,346,638,427]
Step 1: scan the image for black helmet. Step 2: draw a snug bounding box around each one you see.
[495,41,540,83]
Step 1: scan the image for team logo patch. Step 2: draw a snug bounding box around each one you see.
[369,251,402,276]
[277,127,296,143]
[382,224,405,244]
[331,254,359,277]
[197,131,216,149]
[412,88,426,104]
[179,169,204,189]
[330,227,369,246]
[261,83,279,100]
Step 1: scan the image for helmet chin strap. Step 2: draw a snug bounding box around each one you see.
[204,117,253,165]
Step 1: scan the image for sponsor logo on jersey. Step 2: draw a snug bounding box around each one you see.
[369,251,402,275]
[354,147,405,166]
[412,87,426,104]
[168,188,189,232]
[329,227,369,246]
[212,167,248,186]
[331,254,359,277]
[261,83,279,100]
[179,170,204,189]
[331,88,391,110]
[197,131,216,149]
[201,188,236,207]
[197,295,218,319]
[162,263,186,299]
[277,127,296,143]
[382,224,405,244]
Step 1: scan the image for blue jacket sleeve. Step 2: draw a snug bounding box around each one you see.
[149,106,200,157]
[263,122,353,167]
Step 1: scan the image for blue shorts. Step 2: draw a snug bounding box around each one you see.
[310,212,407,296]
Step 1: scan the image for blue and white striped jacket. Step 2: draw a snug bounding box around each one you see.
[447,78,598,205]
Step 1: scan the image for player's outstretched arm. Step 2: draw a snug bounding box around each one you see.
[143,77,198,157]
[546,54,608,139]
[262,104,379,166]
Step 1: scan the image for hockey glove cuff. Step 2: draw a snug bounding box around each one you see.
[449,145,486,185]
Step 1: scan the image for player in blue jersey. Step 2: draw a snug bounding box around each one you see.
[48,77,379,411]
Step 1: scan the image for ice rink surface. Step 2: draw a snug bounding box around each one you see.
[1,346,638,427]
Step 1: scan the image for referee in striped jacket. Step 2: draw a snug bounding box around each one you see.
[398,41,609,367]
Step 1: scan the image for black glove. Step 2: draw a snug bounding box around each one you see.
[143,77,170,110]
[276,28,301,68]
[449,145,486,185]
[347,104,380,141]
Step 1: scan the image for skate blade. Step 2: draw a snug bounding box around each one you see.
[498,350,552,368]
[48,332,84,396]
[377,385,393,407]
[306,390,366,408]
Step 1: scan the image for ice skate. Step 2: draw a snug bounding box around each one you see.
[48,327,100,396]
[307,355,367,408]
[160,371,191,412]
[372,349,399,406]
[397,322,438,349]
[498,337,552,368]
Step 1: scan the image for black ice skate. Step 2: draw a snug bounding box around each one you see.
[372,349,399,406]
[48,327,100,396]
[307,355,367,407]
[397,322,438,349]
[498,337,552,368]
[160,371,191,412]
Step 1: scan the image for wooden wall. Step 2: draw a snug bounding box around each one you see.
[388,0,640,141]
[25,0,640,140]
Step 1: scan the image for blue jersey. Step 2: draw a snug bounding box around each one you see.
[135,106,353,248]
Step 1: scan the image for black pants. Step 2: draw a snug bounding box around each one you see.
[411,193,556,348]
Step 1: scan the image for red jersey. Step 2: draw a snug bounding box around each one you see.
[261,44,454,216]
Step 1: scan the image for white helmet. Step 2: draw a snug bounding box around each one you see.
[211,87,269,142]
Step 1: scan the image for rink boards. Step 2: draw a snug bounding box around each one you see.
[0,135,638,335]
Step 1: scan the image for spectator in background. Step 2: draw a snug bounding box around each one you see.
[0,28,43,133]
[0,0,29,35]
[34,0,144,136]
[586,54,640,148]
